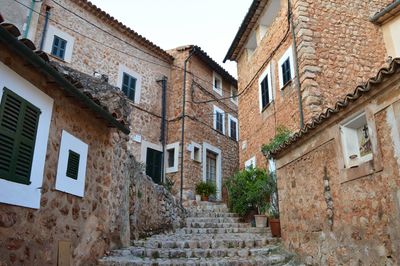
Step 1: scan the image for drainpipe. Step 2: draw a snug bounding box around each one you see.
[179,47,196,204]
[39,6,51,50]
[24,0,43,38]
[288,0,304,128]
[159,76,168,184]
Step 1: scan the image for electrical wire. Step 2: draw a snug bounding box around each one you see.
[13,0,240,106]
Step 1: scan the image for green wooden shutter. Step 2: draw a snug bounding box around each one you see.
[0,88,41,185]
[66,150,80,180]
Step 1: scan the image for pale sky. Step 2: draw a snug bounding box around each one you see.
[89,0,253,77]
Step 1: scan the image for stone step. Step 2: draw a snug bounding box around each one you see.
[99,253,293,266]
[187,212,239,218]
[133,237,279,249]
[186,217,241,223]
[186,222,250,228]
[176,227,270,234]
[145,232,274,241]
[110,245,280,259]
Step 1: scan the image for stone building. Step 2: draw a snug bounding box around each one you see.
[224,0,394,169]
[167,45,239,201]
[270,58,400,265]
[0,0,239,193]
[17,0,174,184]
[0,18,185,265]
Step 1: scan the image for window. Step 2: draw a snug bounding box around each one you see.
[231,86,238,105]
[281,58,291,85]
[117,65,142,103]
[340,113,373,168]
[55,131,89,197]
[228,114,238,141]
[278,46,295,89]
[66,150,80,180]
[0,63,53,209]
[190,142,202,162]
[213,72,223,96]
[245,156,256,169]
[165,142,179,173]
[0,88,40,185]
[43,25,75,63]
[213,105,225,134]
[121,73,136,101]
[167,149,174,168]
[258,64,273,112]
[51,35,67,60]
[202,142,222,200]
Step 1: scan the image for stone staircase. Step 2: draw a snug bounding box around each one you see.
[99,202,298,265]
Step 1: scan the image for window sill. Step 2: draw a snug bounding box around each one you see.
[213,88,223,96]
[48,53,68,63]
[340,159,378,183]
[280,79,292,90]
[261,101,274,113]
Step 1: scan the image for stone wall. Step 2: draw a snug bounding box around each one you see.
[0,44,185,265]
[275,69,400,265]
[129,160,186,239]
[235,0,392,170]
[236,0,299,170]
[167,48,239,201]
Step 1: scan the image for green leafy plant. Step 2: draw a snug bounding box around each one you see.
[266,172,279,219]
[225,167,273,217]
[195,181,217,197]
[163,176,175,192]
[261,126,292,157]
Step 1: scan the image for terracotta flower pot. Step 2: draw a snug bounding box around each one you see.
[254,215,268,228]
[269,218,281,237]
[201,195,209,201]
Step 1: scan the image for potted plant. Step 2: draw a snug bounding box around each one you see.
[267,174,281,237]
[195,181,217,201]
[225,167,272,226]
[254,202,269,228]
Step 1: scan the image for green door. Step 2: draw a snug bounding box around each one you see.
[146,148,162,184]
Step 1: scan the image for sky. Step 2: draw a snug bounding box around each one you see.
[89,0,253,77]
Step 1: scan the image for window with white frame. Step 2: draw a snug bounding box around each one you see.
[230,86,238,105]
[117,65,142,104]
[0,62,53,209]
[278,46,295,89]
[245,156,256,169]
[165,142,179,173]
[55,131,89,197]
[213,105,225,134]
[213,72,223,96]
[43,25,75,63]
[190,142,202,162]
[340,112,373,168]
[258,64,273,111]
[228,114,239,141]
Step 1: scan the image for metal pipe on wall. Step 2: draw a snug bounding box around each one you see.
[159,76,168,184]
[39,5,50,50]
[179,47,196,204]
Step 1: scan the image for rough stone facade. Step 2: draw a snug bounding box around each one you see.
[229,0,393,169]
[0,41,123,265]
[0,36,185,265]
[167,47,239,201]
[274,62,400,265]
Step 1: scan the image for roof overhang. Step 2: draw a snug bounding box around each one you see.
[224,0,269,62]
[370,0,400,25]
[176,45,238,87]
